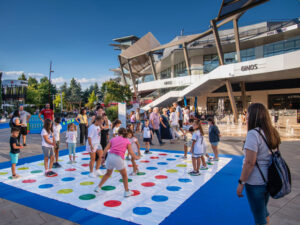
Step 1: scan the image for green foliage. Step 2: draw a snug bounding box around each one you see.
[101,80,132,104]
[18,73,27,81]
[85,91,97,109]
[105,105,118,122]
[28,77,38,88]
[68,78,82,105]
[53,92,66,112]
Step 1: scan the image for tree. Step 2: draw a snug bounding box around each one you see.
[28,77,38,88]
[101,80,132,104]
[53,92,66,112]
[18,73,27,81]
[85,91,97,109]
[68,78,82,109]
[37,77,57,107]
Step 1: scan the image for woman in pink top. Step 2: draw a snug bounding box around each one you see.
[94,128,140,197]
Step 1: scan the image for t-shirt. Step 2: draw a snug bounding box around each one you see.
[12,117,21,127]
[176,106,183,120]
[113,126,119,136]
[143,126,151,138]
[192,130,206,154]
[53,124,62,141]
[19,110,30,127]
[10,136,20,154]
[170,112,179,126]
[129,137,138,153]
[183,109,190,123]
[149,112,160,129]
[130,114,136,123]
[40,108,54,121]
[66,131,77,143]
[109,136,131,159]
[243,129,271,185]
[41,128,54,148]
[87,124,101,144]
[78,114,88,124]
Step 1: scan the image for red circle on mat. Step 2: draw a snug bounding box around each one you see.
[150,156,159,159]
[132,190,140,196]
[82,152,89,155]
[141,182,155,187]
[155,175,168,179]
[65,168,76,171]
[140,160,150,163]
[128,164,133,167]
[159,153,167,156]
[104,200,122,207]
[81,164,89,167]
[22,179,36,183]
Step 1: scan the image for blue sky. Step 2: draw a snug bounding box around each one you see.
[0,0,299,89]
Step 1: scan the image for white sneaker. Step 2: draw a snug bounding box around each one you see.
[89,172,96,178]
[95,169,103,176]
[94,186,101,193]
[129,171,137,176]
[124,190,133,197]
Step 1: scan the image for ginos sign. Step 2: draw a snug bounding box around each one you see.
[241,64,258,71]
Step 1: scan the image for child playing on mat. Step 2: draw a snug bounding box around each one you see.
[112,119,121,137]
[127,129,141,175]
[142,119,153,154]
[94,128,140,197]
[189,120,208,176]
[66,123,77,164]
[10,127,24,179]
[86,116,103,178]
[182,119,194,159]
[53,117,62,168]
[41,119,57,177]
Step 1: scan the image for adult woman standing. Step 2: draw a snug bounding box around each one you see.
[237,103,281,225]
[160,108,173,142]
[76,109,88,145]
[169,107,179,139]
[207,117,220,161]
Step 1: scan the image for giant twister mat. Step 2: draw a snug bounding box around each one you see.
[0,147,254,225]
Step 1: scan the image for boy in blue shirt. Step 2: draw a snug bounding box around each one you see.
[10,127,24,179]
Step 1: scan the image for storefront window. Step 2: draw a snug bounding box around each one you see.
[207,96,251,114]
[268,94,300,110]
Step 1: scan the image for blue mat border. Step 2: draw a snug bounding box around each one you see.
[0,147,252,225]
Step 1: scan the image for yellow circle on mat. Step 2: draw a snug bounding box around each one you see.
[0,172,8,175]
[17,167,29,170]
[38,163,44,166]
[176,164,187,167]
[80,181,94,186]
[57,189,73,194]
[114,170,120,173]
[166,169,178,173]
[184,160,192,163]
[58,159,63,162]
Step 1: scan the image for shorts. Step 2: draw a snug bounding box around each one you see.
[192,153,204,158]
[68,143,76,155]
[20,127,28,135]
[42,146,54,157]
[55,141,60,150]
[210,142,219,146]
[106,153,125,171]
[143,138,151,143]
[86,143,102,153]
[245,184,270,225]
[10,153,19,164]
[179,120,183,128]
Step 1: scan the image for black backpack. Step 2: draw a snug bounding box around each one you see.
[9,117,15,128]
[254,129,291,199]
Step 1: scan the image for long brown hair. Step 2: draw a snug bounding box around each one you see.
[193,120,204,136]
[247,103,281,149]
[43,119,53,134]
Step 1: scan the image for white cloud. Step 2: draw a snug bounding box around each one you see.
[1,71,46,80]
[27,73,45,78]
[52,77,67,84]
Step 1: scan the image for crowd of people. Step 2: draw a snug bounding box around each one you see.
[7,101,285,224]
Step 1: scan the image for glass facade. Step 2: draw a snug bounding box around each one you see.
[263,37,300,57]
[241,48,255,61]
[160,67,171,79]
[143,74,154,82]
[268,94,300,110]
[174,61,187,77]
[207,96,251,114]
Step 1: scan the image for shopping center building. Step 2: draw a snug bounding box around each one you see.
[111,17,300,124]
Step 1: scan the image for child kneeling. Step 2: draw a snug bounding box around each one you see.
[94,128,140,197]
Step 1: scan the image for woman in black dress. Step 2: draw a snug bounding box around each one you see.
[160,108,173,142]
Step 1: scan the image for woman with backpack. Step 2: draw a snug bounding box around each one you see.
[237,103,281,225]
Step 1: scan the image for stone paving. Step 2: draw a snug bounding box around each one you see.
[0,127,299,225]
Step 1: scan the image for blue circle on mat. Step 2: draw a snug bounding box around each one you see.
[133,207,152,215]
[81,171,89,175]
[81,157,90,160]
[62,177,75,182]
[39,184,53,189]
[157,162,168,165]
[167,186,182,191]
[146,167,158,170]
[166,158,176,161]
[152,195,168,202]
[175,155,181,157]
[178,178,192,183]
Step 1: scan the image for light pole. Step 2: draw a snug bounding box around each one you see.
[49,61,54,108]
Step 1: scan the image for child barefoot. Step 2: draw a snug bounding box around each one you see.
[189,120,207,176]
[10,127,24,179]
[86,116,103,178]
[127,129,141,175]
[66,123,77,164]
[94,128,140,197]
[142,120,153,154]
[41,119,57,177]
[53,117,62,168]
[112,119,121,137]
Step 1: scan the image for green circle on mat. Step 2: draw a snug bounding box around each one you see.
[119,178,132,183]
[17,167,29,170]
[80,181,94,186]
[0,172,8,175]
[57,189,73,194]
[79,194,96,200]
[166,169,178,173]
[176,164,187,168]
[101,185,116,191]
[137,172,146,175]
[31,170,43,174]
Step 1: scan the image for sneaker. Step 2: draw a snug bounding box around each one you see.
[124,190,133,197]
[89,172,96,178]
[200,166,208,170]
[129,172,137,176]
[48,171,57,176]
[95,169,103,176]
[73,160,77,164]
[52,162,58,168]
[181,156,187,159]
[67,161,73,164]
[188,171,196,175]
[94,186,101,193]
[193,172,201,176]
[145,151,152,154]
[23,143,27,146]
[55,162,62,168]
